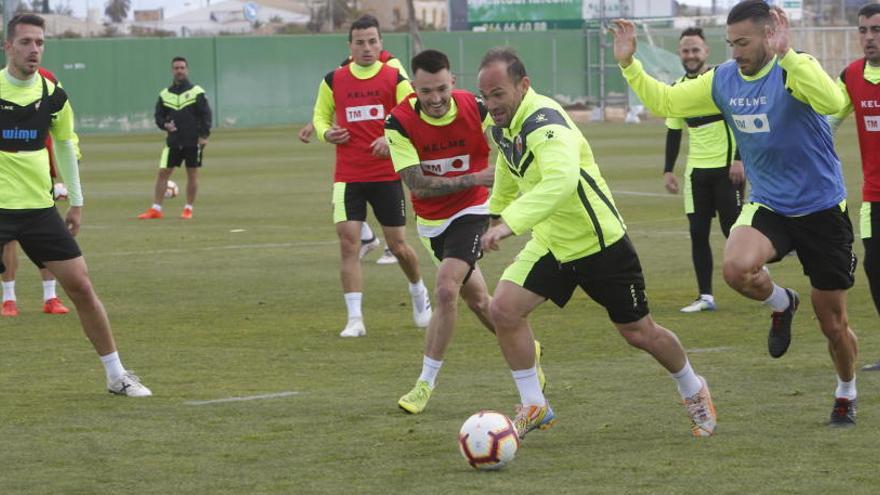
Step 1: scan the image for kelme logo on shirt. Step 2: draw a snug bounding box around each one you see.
[1,128,38,141]
[731,113,771,134]
[865,115,880,132]
[420,154,470,176]
[346,104,385,123]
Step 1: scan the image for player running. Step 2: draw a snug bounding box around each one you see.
[478,47,716,439]
[613,1,859,426]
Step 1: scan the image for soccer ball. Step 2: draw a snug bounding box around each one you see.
[458,410,519,470]
[165,180,179,199]
[53,182,68,201]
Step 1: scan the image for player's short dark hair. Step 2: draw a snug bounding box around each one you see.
[349,14,381,41]
[680,27,705,40]
[858,3,880,19]
[6,14,45,41]
[727,0,771,26]
[171,56,188,66]
[479,47,527,83]
[411,49,450,75]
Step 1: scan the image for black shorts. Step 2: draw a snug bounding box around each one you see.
[0,208,82,272]
[160,145,204,168]
[332,180,406,227]
[685,166,743,222]
[737,202,856,290]
[0,242,47,271]
[502,235,650,324]
[422,214,489,267]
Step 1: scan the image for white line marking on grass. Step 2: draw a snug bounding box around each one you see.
[185,391,301,406]
[616,190,677,198]
[688,347,733,354]
[100,241,337,256]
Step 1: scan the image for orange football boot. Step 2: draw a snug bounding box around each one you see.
[43,297,70,314]
[137,207,163,220]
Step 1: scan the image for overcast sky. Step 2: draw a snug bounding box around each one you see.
[50,0,213,19]
[53,0,730,20]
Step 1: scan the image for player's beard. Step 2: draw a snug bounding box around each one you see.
[682,60,705,77]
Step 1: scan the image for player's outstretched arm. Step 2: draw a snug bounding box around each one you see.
[610,19,638,68]
[612,20,719,118]
[398,165,494,199]
[770,7,842,115]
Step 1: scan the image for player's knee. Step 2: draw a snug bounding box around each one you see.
[489,297,525,331]
[817,305,848,335]
[722,258,752,288]
[387,240,409,259]
[466,293,490,316]
[616,317,655,350]
[433,281,459,309]
[62,275,95,302]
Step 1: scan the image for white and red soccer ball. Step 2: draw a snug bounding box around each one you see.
[53,182,68,201]
[164,180,179,198]
[458,410,519,470]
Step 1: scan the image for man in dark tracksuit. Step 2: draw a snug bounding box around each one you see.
[138,56,212,220]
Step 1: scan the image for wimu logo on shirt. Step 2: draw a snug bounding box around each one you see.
[346,104,385,123]
[420,154,470,176]
[732,114,771,134]
[1,128,38,141]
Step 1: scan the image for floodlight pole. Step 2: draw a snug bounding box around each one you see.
[598,0,606,122]
[328,0,334,32]
[4,0,21,31]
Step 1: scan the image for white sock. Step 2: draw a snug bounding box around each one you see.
[836,376,857,400]
[409,280,428,311]
[419,356,443,388]
[360,223,374,242]
[699,294,714,303]
[151,203,163,211]
[511,366,546,407]
[671,360,703,399]
[344,292,363,321]
[763,284,791,312]
[100,351,126,382]
[184,204,193,211]
[42,280,56,301]
[2,280,15,302]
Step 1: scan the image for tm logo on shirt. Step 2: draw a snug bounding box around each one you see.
[346,105,385,123]
[421,154,470,176]
[865,115,880,132]
[732,113,771,134]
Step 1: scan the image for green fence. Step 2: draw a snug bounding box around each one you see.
[34,32,600,133]
[34,26,860,134]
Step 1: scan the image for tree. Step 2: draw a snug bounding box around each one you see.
[54,2,74,16]
[307,0,350,33]
[104,0,130,23]
[405,0,423,54]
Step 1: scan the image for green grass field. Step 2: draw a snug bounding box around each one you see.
[0,121,877,494]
